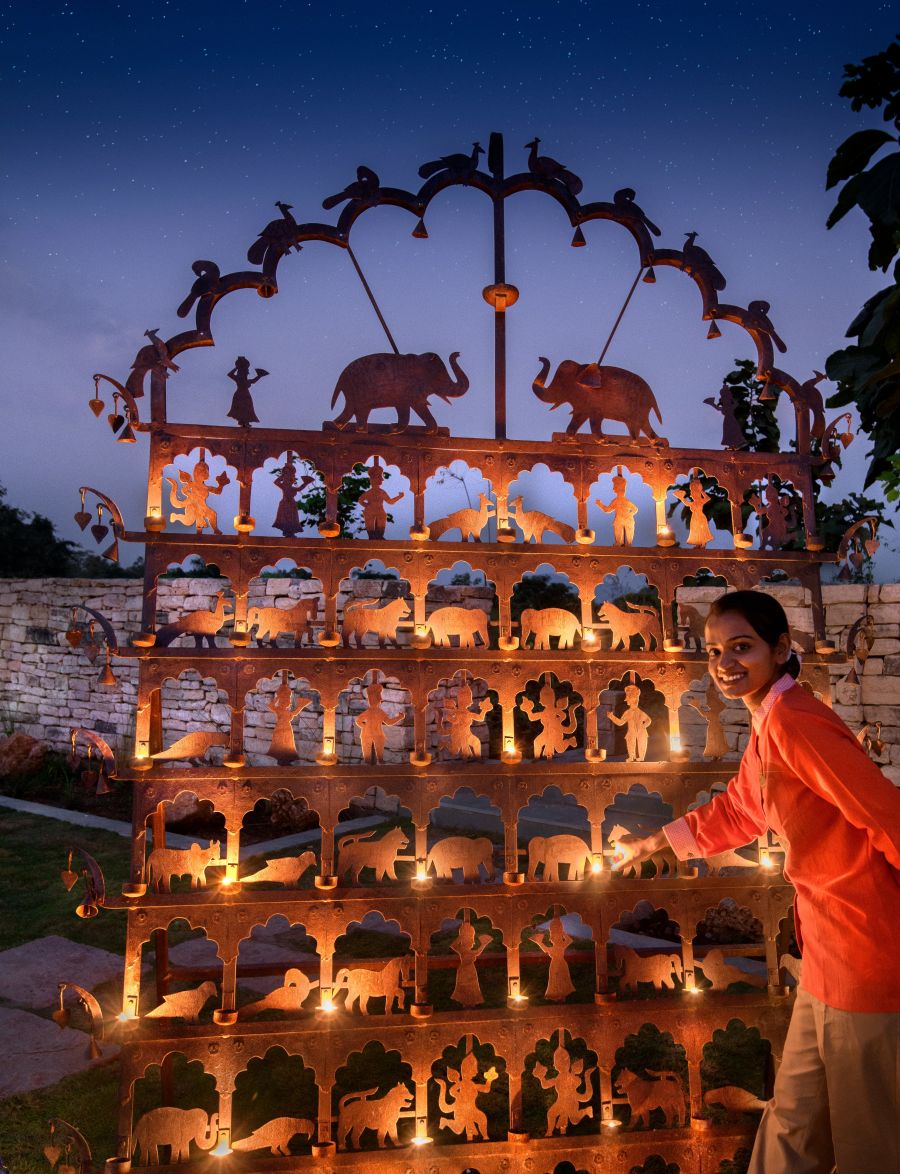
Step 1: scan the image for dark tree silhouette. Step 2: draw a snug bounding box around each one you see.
[824,36,900,499]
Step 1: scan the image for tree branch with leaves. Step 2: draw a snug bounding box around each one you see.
[824,36,900,499]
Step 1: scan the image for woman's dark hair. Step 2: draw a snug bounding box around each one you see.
[707,589,801,678]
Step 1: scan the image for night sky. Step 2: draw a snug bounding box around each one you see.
[2,2,897,571]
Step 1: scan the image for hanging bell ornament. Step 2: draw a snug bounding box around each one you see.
[75,900,99,919]
[52,986,70,1028]
[89,376,105,418]
[102,539,120,563]
[117,421,137,444]
[759,381,777,403]
[83,622,100,664]
[95,767,111,796]
[707,320,721,339]
[61,850,78,891]
[74,490,92,531]
[570,225,586,247]
[107,394,125,434]
[80,744,98,791]
[411,217,428,239]
[98,646,117,687]
[65,610,83,648]
[88,1034,102,1060]
[642,267,656,283]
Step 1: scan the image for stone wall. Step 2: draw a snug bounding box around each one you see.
[0,577,896,783]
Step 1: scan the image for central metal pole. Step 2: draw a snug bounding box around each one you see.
[490,132,507,440]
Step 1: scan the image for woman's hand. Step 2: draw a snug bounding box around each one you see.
[611,830,669,873]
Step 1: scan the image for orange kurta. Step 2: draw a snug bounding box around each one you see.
[665,682,900,1012]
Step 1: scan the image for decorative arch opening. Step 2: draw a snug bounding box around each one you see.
[515,671,584,760]
[332,1042,414,1152]
[243,670,321,765]
[428,908,506,1011]
[162,446,240,536]
[522,1028,598,1138]
[131,1054,219,1166]
[428,1033,509,1144]
[611,1025,688,1130]
[592,566,663,652]
[427,786,503,884]
[232,1048,318,1156]
[333,912,413,1017]
[513,565,585,651]
[427,669,498,760]
[700,1019,771,1123]
[336,670,412,765]
[609,901,683,999]
[598,671,668,762]
[240,789,321,886]
[235,915,319,1020]
[506,462,579,543]
[518,786,592,882]
[425,460,496,542]
[335,787,414,885]
[520,906,595,1004]
[424,561,497,649]
[156,670,231,766]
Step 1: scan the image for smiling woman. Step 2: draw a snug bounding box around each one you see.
[704,594,797,711]
[614,589,900,1172]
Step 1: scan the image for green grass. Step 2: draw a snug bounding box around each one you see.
[0,810,130,954]
[0,1059,120,1173]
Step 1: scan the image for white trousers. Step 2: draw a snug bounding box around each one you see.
[748,987,900,1173]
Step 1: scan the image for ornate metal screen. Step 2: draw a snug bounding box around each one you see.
[70,132,847,1174]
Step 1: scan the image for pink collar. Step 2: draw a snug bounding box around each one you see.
[751,673,796,732]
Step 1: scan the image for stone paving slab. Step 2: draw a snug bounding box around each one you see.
[0,1006,119,1097]
[0,935,123,1010]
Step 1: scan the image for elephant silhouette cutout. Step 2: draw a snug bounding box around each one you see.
[426,835,495,882]
[426,605,489,648]
[328,351,469,432]
[527,834,593,881]
[520,607,582,650]
[132,1106,218,1165]
[533,358,665,442]
[610,946,683,995]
